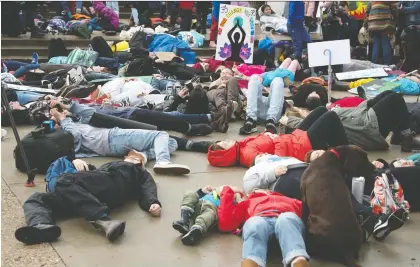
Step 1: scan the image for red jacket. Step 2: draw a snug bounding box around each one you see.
[208,130,312,167]
[217,187,302,232]
[329,97,364,108]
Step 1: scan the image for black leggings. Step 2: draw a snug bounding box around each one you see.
[298,107,349,149]
[368,91,411,137]
[128,109,190,133]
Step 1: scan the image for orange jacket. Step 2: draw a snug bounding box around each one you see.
[217,186,302,232]
[207,130,312,167]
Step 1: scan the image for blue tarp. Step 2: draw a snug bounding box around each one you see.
[148,34,191,53]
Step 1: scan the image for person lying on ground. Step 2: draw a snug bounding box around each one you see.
[165,84,233,133]
[218,186,310,267]
[239,58,301,135]
[208,109,349,167]
[47,103,190,175]
[307,150,420,212]
[280,92,420,152]
[15,155,159,245]
[172,185,244,246]
[243,153,410,241]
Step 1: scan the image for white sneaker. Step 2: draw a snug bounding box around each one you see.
[153,162,190,175]
[1,129,7,140]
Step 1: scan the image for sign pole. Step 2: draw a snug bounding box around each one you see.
[324,49,332,102]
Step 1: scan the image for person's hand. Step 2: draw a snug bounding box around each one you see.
[44,95,56,100]
[279,116,289,125]
[372,160,384,169]
[275,166,287,177]
[264,132,277,140]
[336,16,342,25]
[202,185,214,194]
[49,99,64,109]
[397,73,407,80]
[9,101,25,110]
[149,203,161,217]
[50,108,67,121]
[72,159,89,171]
[178,88,189,98]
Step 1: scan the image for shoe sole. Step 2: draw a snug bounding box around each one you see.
[15,226,61,245]
[373,209,407,241]
[153,166,190,175]
[239,127,258,135]
[106,221,126,242]
[172,222,189,235]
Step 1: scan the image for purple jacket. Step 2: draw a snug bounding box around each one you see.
[92,1,119,29]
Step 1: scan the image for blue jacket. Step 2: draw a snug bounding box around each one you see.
[288,1,305,24]
[45,157,77,192]
[261,68,295,87]
[399,1,420,27]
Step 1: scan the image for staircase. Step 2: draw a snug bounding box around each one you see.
[1,3,216,62]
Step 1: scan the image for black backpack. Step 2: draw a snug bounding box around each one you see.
[128,31,151,57]
[14,128,75,174]
[126,57,154,77]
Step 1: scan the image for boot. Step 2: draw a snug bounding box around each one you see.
[30,27,46,38]
[15,224,61,245]
[241,259,259,267]
[90,219,126,242]
[172,209,193,235]
[181,227,202,246]
[401,132,420,152]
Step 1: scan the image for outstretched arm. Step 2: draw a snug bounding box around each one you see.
[239,24,246,43]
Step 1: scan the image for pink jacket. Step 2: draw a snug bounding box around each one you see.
[93,1,119,29]
[236,64,266,77]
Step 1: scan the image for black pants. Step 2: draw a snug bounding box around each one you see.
[98,18,116,31]
[155,62,213,81]
[298,107,349,149]
[128,109,190,133]
[368,91,411,138]
[91,36,114,58]
[365,166,420,212]
[179,9,192,31]
[48,38,68,59]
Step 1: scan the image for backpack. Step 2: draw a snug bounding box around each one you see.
[126,57,154,77]
[66,46,99,67]
[370,171,410,215]
[128,31,150,57]
[41,69,69,89]
[14,128,75,174]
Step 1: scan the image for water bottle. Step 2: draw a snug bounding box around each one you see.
[352,177,365,204]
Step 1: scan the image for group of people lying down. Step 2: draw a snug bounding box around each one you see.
[15,145,419,266]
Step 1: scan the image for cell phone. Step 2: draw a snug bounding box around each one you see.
[185,81,195,92]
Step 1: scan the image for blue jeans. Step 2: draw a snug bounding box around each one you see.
[108,128,177,163]
[242,213,309,267]
[106,1,119,16]
[4,60,27,71]
[372,31,392,65]
[13,64,41,78]
[246,75,285,122]
[15,91,43,105]
[287,22,312,58]
[131,8,139,25]
[75,1,82,11]
[150,78,181,94]
[165,111,210,124]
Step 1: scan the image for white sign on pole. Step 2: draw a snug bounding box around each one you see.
[307,39,351,68]
[215,4,256,64]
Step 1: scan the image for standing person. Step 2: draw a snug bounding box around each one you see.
[15,157,161,245]
[287,1,312,60]
[106,1,120,17]
[365,2,397,65]
[196,1,211,34]
[209,1,229,48]
[179,1,194,31]
[24,1,48,38]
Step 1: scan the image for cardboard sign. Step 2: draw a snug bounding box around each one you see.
[215,4,256,64]
[307,39,351,68]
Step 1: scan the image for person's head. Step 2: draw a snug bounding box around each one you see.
[339,1,349,13]
[392,159,415,168]
[306,92,323,110]
[233,32,241,42]
[304,150,326,163]
[208,140,239,167]
[261,4,273,15]
[220,68,234,82]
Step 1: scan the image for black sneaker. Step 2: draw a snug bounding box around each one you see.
[265,119,277,134]
[185,124,213,136]
[15,224,61,245]
[189,141,214,153]
[181,227,202,246]
[239,119,257,135]
[373,208,408,241]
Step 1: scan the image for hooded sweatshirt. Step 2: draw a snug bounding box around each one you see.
[93,1,119,29]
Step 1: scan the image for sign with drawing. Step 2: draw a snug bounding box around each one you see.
[215,4,256,64]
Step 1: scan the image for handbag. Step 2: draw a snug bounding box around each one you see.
[66,45,99,67]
